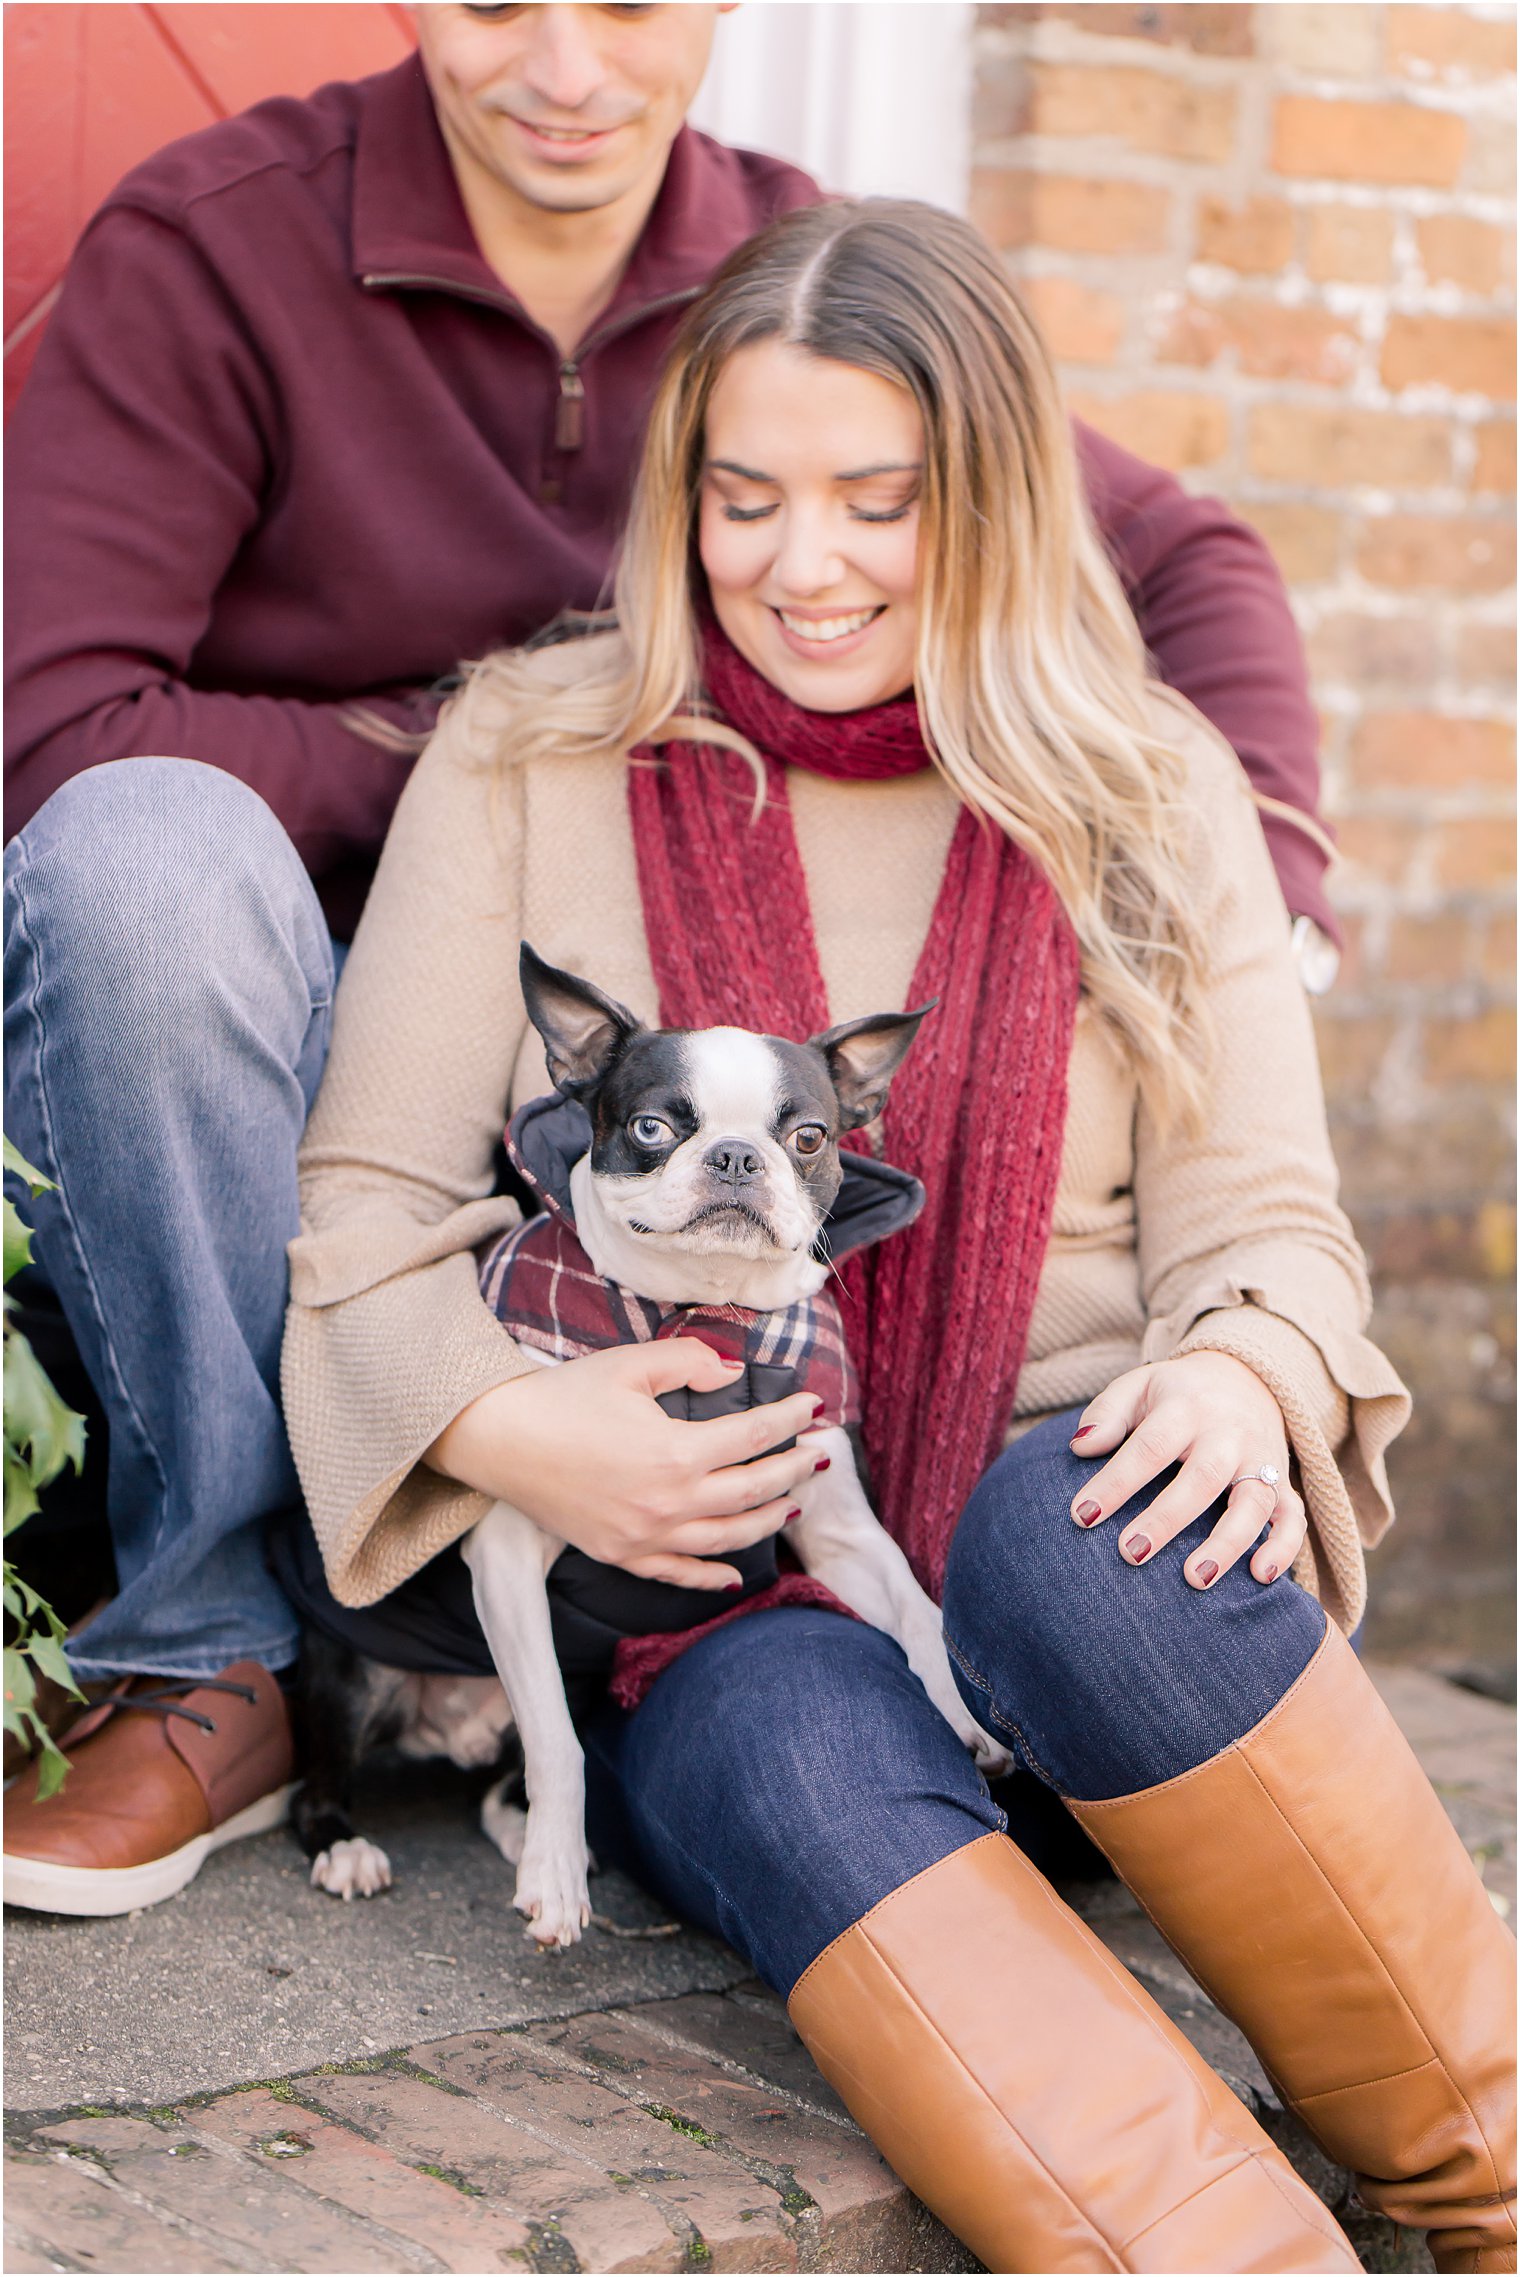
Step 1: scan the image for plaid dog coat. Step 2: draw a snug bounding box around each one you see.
[478,1187,859,1433]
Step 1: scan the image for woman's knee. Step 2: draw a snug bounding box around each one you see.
[943,1412,1108,1653]
[609,1609,1000,1993]
[942,1410,1328,1800]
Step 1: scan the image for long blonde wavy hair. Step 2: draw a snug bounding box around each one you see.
[470,197,1212,1126]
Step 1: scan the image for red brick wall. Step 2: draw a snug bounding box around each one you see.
[974,2,1516,1664]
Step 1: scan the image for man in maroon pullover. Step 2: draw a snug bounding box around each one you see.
[2,4,1336,1913]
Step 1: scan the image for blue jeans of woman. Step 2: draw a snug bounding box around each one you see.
[584,1416,1327,1997]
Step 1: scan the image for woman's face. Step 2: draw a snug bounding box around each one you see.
[698,342,923,713]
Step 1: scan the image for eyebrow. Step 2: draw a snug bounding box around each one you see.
[707,458,923,485]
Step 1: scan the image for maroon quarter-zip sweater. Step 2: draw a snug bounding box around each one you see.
[4,55,1332,941]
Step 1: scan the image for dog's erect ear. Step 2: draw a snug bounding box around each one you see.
[810,1000,936,1130]
[520,943,644,1097]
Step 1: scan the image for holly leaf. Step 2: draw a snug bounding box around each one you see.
[4,1643,37,1725]
[4,1442,41,1537]
[2,1138,53,1197]
[4,1567,43,1622]
[3,1326,86,1494]
[31,1727,70,1800]
[4,1193,35,1289]
[36,1594,70,1642]
[24,1626,83,1701]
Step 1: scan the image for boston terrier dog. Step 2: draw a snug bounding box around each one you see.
[287,945,1007,1939]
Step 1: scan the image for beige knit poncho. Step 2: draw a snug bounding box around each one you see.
[282,641,1410,1632]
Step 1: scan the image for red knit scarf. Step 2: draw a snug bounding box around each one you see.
[626,619,1081,1600]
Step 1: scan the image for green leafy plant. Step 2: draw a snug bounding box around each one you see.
[4,1136,87,1794]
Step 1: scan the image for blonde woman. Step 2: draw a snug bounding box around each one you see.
[281,203,1513,2274]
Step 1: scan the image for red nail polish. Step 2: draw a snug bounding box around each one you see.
[813,1456,831,1473]
[784,1506,802,1523]
[1126,1534,1152,1563]
[1071,1425,1093,1441]
[723,1581,744,1592]
[1075,1501,1101,1526]
[811,1397,826,1418]
[1261,1563,1279,1584]
[1196,1559,1219,1586]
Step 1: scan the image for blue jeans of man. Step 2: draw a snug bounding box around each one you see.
[4,758,335,1680]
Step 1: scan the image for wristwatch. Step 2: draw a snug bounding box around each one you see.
[1291,915,1341,997]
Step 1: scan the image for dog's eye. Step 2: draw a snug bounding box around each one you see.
[629,1114,673,1148]
[789,1125,828,1158]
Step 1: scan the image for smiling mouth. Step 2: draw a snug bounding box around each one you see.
[774,606,885,646]
[509,117,626,147]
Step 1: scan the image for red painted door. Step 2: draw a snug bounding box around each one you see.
[4,3,415,417]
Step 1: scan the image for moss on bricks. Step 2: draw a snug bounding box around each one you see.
[414,2160,485,2197]
[642,2104,721,2150]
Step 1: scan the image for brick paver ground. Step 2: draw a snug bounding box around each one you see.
[4,1663,1511,2275]
[5,1989,971,2276]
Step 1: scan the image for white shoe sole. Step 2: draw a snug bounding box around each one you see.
[3,1782,298,1917]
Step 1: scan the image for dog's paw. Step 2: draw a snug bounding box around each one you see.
[310,1836,393,1900]
[480,1779,528,1866]
[912,1649,1015,1779]
[966,1722,1015,1779]
[512,1821,591,1951]
[515,1876,592,1949]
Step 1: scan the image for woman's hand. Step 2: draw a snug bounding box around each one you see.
[1067,1351,1306,1590]
[425,1338,828,1591]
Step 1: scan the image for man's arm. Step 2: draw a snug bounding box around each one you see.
[1074,421,1338,946]
[4,205,424,881]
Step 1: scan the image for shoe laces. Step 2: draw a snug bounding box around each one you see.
[101,1675,257,1737]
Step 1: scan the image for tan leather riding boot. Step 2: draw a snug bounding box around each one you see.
[787,1829,1359,2273]
[1070,1622,1517,2275]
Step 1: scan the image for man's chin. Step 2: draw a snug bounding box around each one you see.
[510,172,638,215]
[493,138,659,217]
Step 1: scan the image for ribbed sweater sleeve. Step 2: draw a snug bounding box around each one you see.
[1131,694,1410,1632]
[281,703,536,1604]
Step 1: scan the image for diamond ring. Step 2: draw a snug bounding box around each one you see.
[1229,1464,1281,1493]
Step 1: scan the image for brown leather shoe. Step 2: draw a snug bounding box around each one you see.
[3,1662,295,1916]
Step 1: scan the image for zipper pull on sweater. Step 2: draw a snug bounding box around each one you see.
[556,366,585,451]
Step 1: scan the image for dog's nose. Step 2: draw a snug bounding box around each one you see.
[704,1138,763,1185]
